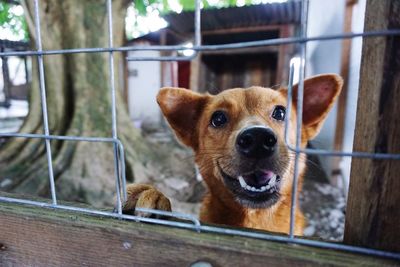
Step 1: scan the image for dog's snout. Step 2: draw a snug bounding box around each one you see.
[236,126,277,158]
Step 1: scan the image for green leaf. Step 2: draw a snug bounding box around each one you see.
[202,0,210,9]
[135,0,147,15]
[0,2,29,41]
[178,0,195,11]
[0,3,12,25]
[228,0,237,7]
[162,0,170,12]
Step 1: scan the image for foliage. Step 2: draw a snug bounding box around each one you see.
[134,0,244,15]
[128,0,247,39]
[0,2,28,41]
[0,0,250,42]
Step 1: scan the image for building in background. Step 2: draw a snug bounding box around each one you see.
[0,0,368,192]
[125,0,368,190]
[126,2,301,128]
[305,0,366,193]
[0,39,30,133]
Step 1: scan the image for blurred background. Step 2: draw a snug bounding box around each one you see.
[0,0,366,241]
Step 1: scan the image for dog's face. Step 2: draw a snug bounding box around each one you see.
[157,74,342,209]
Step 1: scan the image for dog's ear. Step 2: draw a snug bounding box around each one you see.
[282,74,343,140]
[157,87,209,149]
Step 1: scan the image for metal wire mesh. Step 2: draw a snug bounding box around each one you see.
[1,0,400,261]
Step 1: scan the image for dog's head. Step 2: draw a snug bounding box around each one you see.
[157,74,342,209]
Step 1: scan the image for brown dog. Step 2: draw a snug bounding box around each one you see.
[123,74,343,235]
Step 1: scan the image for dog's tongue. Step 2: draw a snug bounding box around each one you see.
[243,170,274,187]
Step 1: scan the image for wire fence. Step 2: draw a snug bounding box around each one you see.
[1,0,400,261]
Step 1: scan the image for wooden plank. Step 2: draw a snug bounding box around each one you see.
[331,0,356,184]
[0,200,398,266]
[333,0,355,153]
[344,0,400,252]
[201,24,283,36]
[200,46,279,55]
[190,52,201,91]
[276,25,295,85]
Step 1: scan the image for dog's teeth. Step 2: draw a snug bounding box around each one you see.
[268,175,276,186]
[238,176,247,188]
[239,175,276,193]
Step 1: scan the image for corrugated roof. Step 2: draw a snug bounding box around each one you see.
[130,28,189,45]
[163,2,301,34]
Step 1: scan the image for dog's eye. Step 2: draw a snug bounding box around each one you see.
[210,111,228,128]
[272,106,286,121]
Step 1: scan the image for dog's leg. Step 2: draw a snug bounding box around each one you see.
[122,184,171,218]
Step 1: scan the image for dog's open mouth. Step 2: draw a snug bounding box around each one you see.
[218,163,282,208]
[238,171,280,193]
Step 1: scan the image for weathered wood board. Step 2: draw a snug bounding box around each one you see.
[0,200,398,266]
[344,0,400,252]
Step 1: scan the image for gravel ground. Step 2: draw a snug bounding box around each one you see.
[300,179,346,241]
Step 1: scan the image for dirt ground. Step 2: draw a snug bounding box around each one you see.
[143,128,346,242]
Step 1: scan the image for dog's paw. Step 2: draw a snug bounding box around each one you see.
[122,184,172,218]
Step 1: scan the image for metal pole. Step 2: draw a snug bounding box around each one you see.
[33,0,57,205]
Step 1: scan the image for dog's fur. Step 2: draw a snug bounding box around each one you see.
[124,74,343,235]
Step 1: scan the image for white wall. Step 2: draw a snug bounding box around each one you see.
[127,49,161,128]
[306,0,345,177]
[340,0,366,193]
[305,0,366,192]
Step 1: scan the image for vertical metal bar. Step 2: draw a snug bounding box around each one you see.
[33,0,57,205]
[1,50,11,107]
[289,0,308,239]
[24,56,30,82]
[117,141,126,194]
[107,0,123,215]
[194,0,201,47]
[106,0,117,145]
[284,62,295,147]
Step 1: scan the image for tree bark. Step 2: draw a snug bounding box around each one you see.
[0,0,175,207]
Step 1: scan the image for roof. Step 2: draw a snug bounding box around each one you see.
[128,2,300,45]
[0,39,29,51]
[130,28,187,45]
[163,2,301,34]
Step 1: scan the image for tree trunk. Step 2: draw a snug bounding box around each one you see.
[0,0,174,207]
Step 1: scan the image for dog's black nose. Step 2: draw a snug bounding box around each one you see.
[236,126,277,158]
